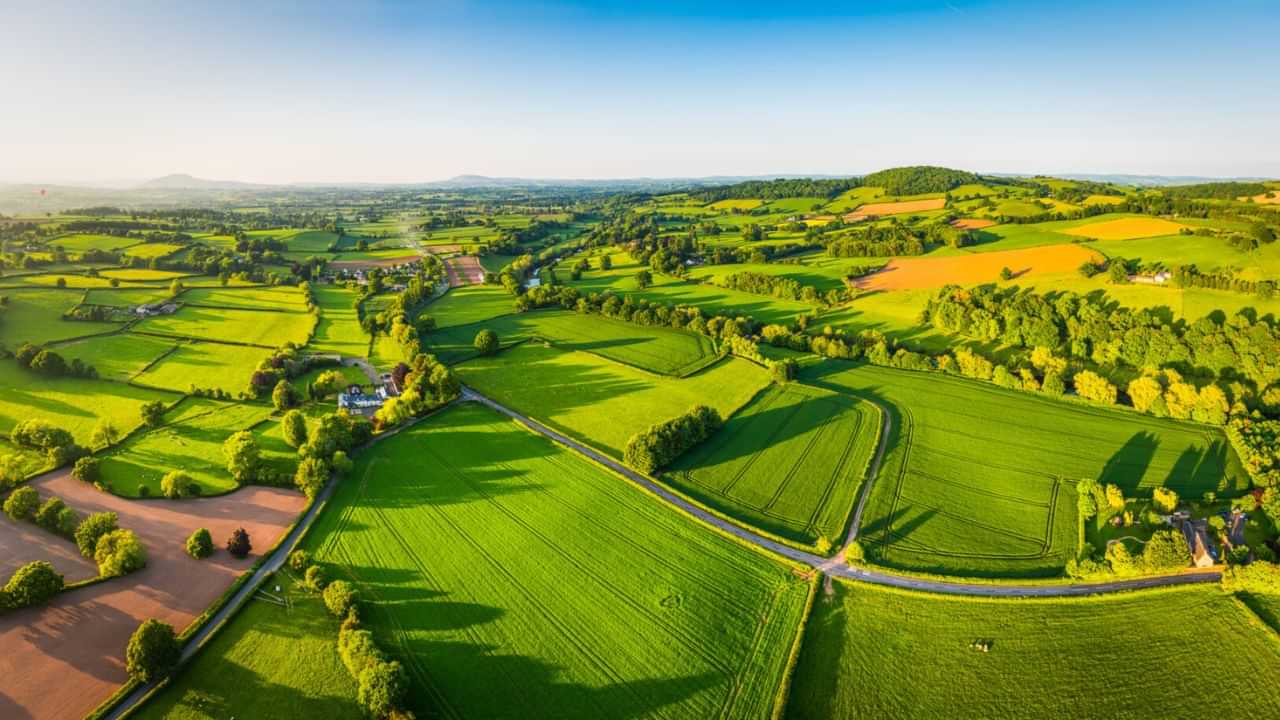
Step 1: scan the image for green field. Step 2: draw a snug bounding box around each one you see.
[133,340,273,394]
[56,332,176,382]
[802,360,1248,577]
[304,402,811,719]
[458,343,771,459]
[97,398,280,496]
[0,288,121,347]
[424,284,517,328]
[46,233,140,253]
[123,242,184,259]
[181,285,309,311]
[426,309,719,375]
[137,305,314,346]
[786,581,1280,719]
[0,360,175,446]
[664,383,881,547]
[307,284,368,357]
[131,570,361,719]
[83,286,172,307]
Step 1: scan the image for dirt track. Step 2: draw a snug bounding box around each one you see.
[0,473,305,720]
[855,244,1099,291]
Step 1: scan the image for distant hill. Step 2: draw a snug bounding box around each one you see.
[996,173,1274,188]
[137,174,273,190]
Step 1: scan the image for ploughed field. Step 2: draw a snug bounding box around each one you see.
[786,581,1280,719]
[804,360,1248,577]
[302,402,812,719]
[664,383,881,547]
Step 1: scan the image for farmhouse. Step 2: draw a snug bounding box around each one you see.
[133,302,179,317]
[337,383,388,417]
[1179,518,1218,568]
[1128,271,1172,285]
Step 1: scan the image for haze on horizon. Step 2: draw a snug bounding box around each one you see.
[2,0,1276,186]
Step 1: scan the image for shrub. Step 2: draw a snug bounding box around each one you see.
[272,378,300,412]
[95,528,147,577]
[294,457,329,499]
[3,486,39,521]
[140,400,167,428]
[845,540,865,564]
[1142,529,1191,571]
[324,579,358,617]
[125,619,180,683]
[160,470,199,499]
[226,527,252,558]
[3,561,63,608]
[358,660,408,718]
[1153,487,1179,514]
[223,431,261,486]
[72,456,101,483]
[289,549,311,572]
[137,484,151,498]
[75,511,118,558]
[473,328,498,356]
[282,409,308,449]
[35,496,77,537]
[305,564,328,591]
[186,528,213,559]
[770,358,797,383]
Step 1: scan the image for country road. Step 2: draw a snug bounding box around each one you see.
[460,387,1221,598]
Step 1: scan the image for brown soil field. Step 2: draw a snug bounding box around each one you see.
[951,218,996,230]
[446,254,485,287]
[855,243,1101,291]
[422,244,463,254]
[1061,217,1187,241]
[0,516,99,584]
[328,254,420,270]
[844,197,946,220]
[1241,192,1280,205]
[0,471,306,720]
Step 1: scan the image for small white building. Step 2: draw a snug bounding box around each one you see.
[337,384,388,417]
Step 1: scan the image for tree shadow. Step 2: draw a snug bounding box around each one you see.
[1097,431,1159,494]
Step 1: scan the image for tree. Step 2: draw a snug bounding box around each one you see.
[160,470,199,499]
[125,619,180,683]
[294,456,329,499]
[1127,376,1163,413]
[600,254,612,270]
[999,266,1014,281]
[473,328,498,356]
[282,409,308,449]
[305,564,328,591]
[1142,529,1191,570]
[3,485,39,521]
[226,527,252,558]
[324,579,358,617]
[845,540,865,564]
[1153,487,1179,514]
[90,419,120,449]
[3,561,63,608]
[186,528,213,559]
[140,400,166,428]
[75,511,118,558]
[95,528,147,577]
[771,358,797,383]
[72,456,101,483]
[1104,483,1125,510]
[272,379,299,412]
[222,430,261,486]
[358,660,409,718]
[1073,370,1117,405]
[35,496,77,536]
[1108,260,1130,284]
[289,549,311,572]
[635,269,652,289]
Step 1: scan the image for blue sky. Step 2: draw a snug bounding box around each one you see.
[1,1,1276,183]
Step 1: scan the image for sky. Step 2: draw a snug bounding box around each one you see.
[1,0,1277,184]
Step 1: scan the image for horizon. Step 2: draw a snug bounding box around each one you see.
[2,0,1278,184]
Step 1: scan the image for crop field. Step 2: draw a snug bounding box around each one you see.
[83,286,172,306]
[802,360,1248,577]
[0,288,120,346]
[47,233,139,253]
[99,268,192,281]
[951,218,996,229]
[98,398,277,496]
[458,343,770,458]
[854,243,1100,291]
[182,285,309,311]
[137,304,314,346]
[786,582,1280,719]
[846,197,946,219]
[304,402,812,720]
[133,340,273,394]
[425,284,518,328]
[707,198,762,211]
[123,242,184,259]
[0,360,176,446]
[56,332,176,382]
[664,383,881,546]
[1062,216,1188,240]
[426,309,719,375]
[308,283,368,356]
[4,272,115,289]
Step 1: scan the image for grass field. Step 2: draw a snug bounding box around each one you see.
[457,343,770,459]
[56,332,176,382]
[138,305,314,346]
[664,383,881,546]
[307,284,368,357]
[0,360,175,446]
[131,571,361,719]
[83,286,172,307]
[98,398,279,497]
[424,284,517,328]
[0,288,120,347]
[123,243,184,259]
[181,285,308,311]
[99,268,191,281]
[133,340,273,394]
[787,581,1280,719]
[426,309,719,375]
[304,402,812,719]
[802,360,1249,577]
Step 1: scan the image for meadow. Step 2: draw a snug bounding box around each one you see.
[304,402,812,719]
[802,360,1248,577]
[130,571,361,720]
[45,233,140,253]
[457,343,770,458]
[786,581,1280,719]
[133,340,273,394]
[424,283,519,328]
[307,284,368,357]
[664,383,881,547]
[181,285,309,311]
[83,286,172,307]
[0,288,121,346]
[56,332,176,382]
[137,304,315,346]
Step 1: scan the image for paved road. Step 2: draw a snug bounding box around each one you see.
[460,387,1222,598]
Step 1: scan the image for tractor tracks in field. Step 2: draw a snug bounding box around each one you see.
[459,386,1222,599]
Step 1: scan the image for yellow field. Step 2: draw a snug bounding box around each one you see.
[951,218,996,229]
[855,243,1100,291]
[1084,194,1127,206]
[1062,217,1187,240]
[846,197,946,220]
[1241,191,1280,204]
[708,198,763,211]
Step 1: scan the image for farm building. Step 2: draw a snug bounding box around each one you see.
[1128,271,1172,285]
[337,383,388,417]
[1179,518,1218,568]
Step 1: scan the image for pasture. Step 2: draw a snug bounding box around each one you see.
[457,343,770,458]
[137,304,315,346]
[123,242,184,259]
[304,402,812,720]
[786,581,1280,719]
[0,288,120,346]
[854,243,1100,291]
[46,233,139,253]
[664,383,881,547]
[133,340,273,394]
[56,332,176,382]
[425,284,519,328]
[0,360,175,446]
[802,360,1248,577]
[99,268,191,281]
[181,285,309,311]
[83,286,171,307]
[307,283,368,357]
[1062,216,1188,240]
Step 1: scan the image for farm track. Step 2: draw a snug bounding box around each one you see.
[460,387,1222,598]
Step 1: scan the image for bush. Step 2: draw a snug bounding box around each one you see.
[771,358,797,383]
[186,528,213,559]
[1153,487,1179,514]
[282,409,308,449]
[845,540,865,564]
[3,486,39,521]
[35,496,77,537]
[75,511,118,557]
[223,431,261,486]
[358,660,409,718]
[3,561,63,608]
[324,579,358,617]
[137,484,151,498]
[294,457,330,499]
[473,328,498,356]
[160,470,199,499]
[289,549,311,572]
[305,564,328,592]
[72,456,101,483]
[125,619,180,683]
[140,400,167,428]
[339,625,386,677]
[95,528,147,577]
[226,527,252,558]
